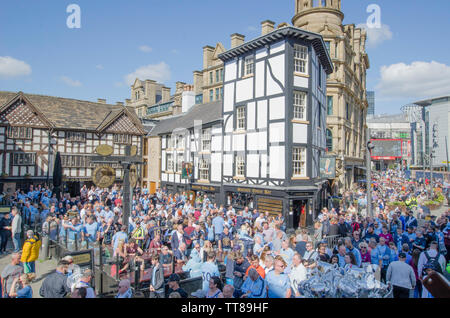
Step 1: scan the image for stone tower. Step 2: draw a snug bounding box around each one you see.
[292,0,370,193]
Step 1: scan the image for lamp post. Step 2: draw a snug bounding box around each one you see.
[366,128,374,218]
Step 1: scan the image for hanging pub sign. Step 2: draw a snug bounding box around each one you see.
[181,162,193,179]
[320,156,336,179]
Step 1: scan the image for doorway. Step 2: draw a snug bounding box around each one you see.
[293,199,308,229]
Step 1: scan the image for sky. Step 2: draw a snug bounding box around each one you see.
[1,0,450,115]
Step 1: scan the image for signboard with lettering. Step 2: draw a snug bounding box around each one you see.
[256,197,283,216]
[191,185,220,193]
[370,139,402,160]
[320,156,336,179]
[63,249,94,272]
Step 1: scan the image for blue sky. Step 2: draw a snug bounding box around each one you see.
[1,0,450,115]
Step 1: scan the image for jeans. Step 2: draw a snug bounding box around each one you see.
[12,233,21,252]
[24,261,36,273]
[1,231,9,251]
[393,285,410,298]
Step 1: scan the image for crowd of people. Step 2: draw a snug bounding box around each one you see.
[0,169,449,298]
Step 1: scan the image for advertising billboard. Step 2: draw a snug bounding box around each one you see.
[370,139,403,160]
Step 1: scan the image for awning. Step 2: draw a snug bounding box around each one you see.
[355,166,367,171]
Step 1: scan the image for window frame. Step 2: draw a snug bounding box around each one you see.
[199,159,210,181]
[293,44,308,74]
[167,153,174,172]
[235,155,245,177]
[114,134,132,145]
[293,91,307,121]
[236,106,246,130]
[327,96,333,116]
[292,147,307,177]
[13,152,36,166]
[201,128,211,152]
[7,126,32,140]
[244,55,254,76]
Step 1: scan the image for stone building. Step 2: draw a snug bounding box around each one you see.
[292,0,370,192]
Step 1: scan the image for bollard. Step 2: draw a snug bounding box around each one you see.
[41,234,50,260]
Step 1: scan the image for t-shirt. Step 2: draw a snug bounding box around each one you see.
[219,232,233,249]
[1,264,23,295]
[83,222,99,242]
[265,270,290,298]
[17,285,32,298]
[212,216,225,236]
[200,261,220,292]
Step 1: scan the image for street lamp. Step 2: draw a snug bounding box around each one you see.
[366,129,374,217]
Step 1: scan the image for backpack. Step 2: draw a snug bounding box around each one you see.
[423,251,443,275]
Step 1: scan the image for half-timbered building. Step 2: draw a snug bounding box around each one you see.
[0,91,145,195]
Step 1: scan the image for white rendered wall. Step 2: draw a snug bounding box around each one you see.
[269,146,285,179]
[236,77,254,102]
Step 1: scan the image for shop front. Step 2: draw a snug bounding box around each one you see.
[223,184,326,230]
[189,184,221,205]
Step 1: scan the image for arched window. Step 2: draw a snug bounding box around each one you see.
[326,129,333,152]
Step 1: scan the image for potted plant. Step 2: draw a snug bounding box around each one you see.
[24,173,31,179]
[1,172,8,178]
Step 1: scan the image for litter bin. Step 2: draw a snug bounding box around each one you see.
[41,235,50,259]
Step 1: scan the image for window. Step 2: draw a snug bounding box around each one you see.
[143,159,148,178]
[176,135,185,149]
[236,106,246,130]
[215,88,220,101]
[220,87,224,99]
[201,129,211,152]
[327,96,333,115]
[318,103,322,128]
[293,91,307,121]
[114,134,131,144]
[199,159,209,180]
[177,153,184,173]
[216,70,220,83]
[235,155,245,176]
[244,56,254,76]
[135,91,140,100]
[292,147,306,177]
[167,153,174,171]
[209,72,213,84]
[220,68,224,81]
[61,155,87,168]
[7,126,32,139]
[294,44,308,74]
[346,102,350,121]
[209,89,214,102]
[13,153,35,166]
[325,41,330,55]
[167,135,173,149]
[326,129,333,152]
[66,131,86,142]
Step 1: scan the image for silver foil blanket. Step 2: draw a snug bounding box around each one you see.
[297,262,392,298]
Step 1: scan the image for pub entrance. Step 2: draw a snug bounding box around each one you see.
[292,199,308,230]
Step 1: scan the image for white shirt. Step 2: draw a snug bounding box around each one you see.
[289,263,308,294]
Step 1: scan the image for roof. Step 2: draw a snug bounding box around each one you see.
[413,96,450,107]
[218,26,333,75]
[366,113,410,124]
[149,101,222,136]
[0,91,145,134]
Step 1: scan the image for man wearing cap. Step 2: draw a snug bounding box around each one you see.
[20,230,41,274]
[167,273,188,298]
[386,252,416,298]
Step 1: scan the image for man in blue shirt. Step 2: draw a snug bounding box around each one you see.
[212,211,225,243]
[200,251,220,293]
[83,216,100,243]
[345,237,362,267]
[241,268,267,298]
[265,257,291,298]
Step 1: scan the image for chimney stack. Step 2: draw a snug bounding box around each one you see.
[145,80,157,104]
[193,71,203,95]
[97,99,106,104]
[231,33,245,48]
[162,87,171,102]
[261,20,275,35]
[203,46,215,69]
[116,102,124,106]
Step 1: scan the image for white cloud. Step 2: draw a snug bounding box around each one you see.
[376,61,450,99]
[124,62,171,86]
[60,76,82,87]
[96,64,104,70]
[139,45,153,53]
[357,23,393,48]
[0,56,32,78]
